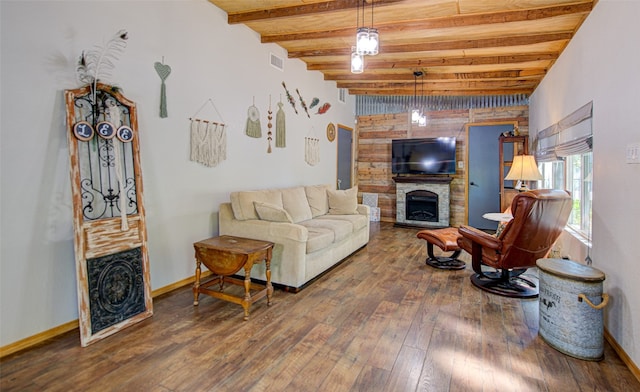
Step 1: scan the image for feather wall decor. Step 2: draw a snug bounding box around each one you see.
[76,29,129,104]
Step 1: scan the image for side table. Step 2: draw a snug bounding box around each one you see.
[193,235,274,320]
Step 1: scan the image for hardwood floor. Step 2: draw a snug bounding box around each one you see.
[2,222,638,391]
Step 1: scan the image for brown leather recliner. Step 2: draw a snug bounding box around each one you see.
[457,189,572,298]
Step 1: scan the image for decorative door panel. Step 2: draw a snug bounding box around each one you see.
[65,83,152,346]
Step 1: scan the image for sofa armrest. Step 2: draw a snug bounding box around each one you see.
[357,204,370,216]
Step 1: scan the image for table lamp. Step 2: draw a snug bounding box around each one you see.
[505,155,543,191]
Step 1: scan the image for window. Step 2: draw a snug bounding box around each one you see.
[539,153,592,237]
[535,102,593,238]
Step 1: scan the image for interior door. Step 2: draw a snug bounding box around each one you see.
[467,124,514,230]
[337,125,353,190]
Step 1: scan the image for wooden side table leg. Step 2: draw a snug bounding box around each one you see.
[242,261,253,321]
[266,254,273,306]
[193,259,201,306]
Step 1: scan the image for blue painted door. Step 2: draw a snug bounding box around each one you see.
[468,124,513,230]
[337,125,352,190]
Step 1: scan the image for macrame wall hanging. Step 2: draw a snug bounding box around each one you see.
[276,100,286,148]
[305,129,320,166]
[154,57,171,118]
[245,97,262,138]
[189,99,227,167]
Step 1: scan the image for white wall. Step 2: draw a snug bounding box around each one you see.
[529,0,640,367]
[0,1,355,346]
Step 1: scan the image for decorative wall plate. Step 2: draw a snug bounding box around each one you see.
[326,123,336,142]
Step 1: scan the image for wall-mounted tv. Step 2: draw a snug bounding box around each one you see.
[392,137,457,175]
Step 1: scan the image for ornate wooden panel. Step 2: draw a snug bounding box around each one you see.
[65,83,152,346]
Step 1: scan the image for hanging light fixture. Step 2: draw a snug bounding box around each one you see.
[355,0,367,54]
[411,71,423,123]
[354,0,379,56]
[418,72,427,126]
[366,0,379,55]
[356,29,369,55]
[351,46,364,73]
[367,28,379,55]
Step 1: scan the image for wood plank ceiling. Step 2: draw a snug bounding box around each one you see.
[208,0,595,97]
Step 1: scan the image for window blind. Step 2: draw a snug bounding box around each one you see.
[535,101,593,162]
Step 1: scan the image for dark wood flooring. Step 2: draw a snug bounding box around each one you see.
[2,222,638,391]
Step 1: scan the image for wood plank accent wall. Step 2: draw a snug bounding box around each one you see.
[356,106,529,227]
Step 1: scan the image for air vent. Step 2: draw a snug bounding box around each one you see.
[339,88,346,103]
[270,53,284,71]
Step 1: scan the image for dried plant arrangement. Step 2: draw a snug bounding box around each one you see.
[76,29,128,106]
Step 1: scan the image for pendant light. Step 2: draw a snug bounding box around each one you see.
[354,0,379,57]
[411,71,423,123]
[367,0,379,55]
[351,46,364,73]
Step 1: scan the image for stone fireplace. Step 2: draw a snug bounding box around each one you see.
[394,176,453,228]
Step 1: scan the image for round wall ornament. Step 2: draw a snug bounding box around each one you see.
[326,123,336,142]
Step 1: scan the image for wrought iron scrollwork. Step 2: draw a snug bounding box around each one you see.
[73,89,137,221]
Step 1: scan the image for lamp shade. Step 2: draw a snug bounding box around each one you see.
[505,155,543,181]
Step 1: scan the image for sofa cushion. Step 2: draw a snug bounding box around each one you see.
[300,219,353,243]
[327,186,358,215]
[254,202,293,223]
[304,227,334,253]
[281,186,313,223]
[230,189,283,221]
[305,184,331,217]
[316,213,368,232]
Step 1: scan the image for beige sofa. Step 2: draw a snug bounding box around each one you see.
[219,184,370,291]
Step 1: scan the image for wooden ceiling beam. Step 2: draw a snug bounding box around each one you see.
[346,87,535,96]
[227,0,404,24]
[306,53,556,70]
[260,2,594,43]
[325,69,548,81]
[288,32,572,58]
[336,79,538,90]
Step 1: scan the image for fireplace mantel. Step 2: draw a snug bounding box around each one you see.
[393,176,454,184]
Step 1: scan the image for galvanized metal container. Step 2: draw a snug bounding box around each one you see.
[536,258,608,361]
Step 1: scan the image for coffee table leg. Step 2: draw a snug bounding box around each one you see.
[193,259,201,306]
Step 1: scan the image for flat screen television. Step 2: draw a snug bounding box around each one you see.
[391,137,457,175]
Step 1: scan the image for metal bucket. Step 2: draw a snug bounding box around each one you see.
[536,258,608,361]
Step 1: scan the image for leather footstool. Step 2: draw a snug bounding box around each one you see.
[416,227,465,270]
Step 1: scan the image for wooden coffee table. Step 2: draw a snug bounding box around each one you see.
[193,235,274,320]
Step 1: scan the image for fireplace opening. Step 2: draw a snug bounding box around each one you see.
[406,190,438,222]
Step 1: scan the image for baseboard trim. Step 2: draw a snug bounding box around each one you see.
[0,271,211,359]
[605,328,640,383]
[0,320,79,358]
